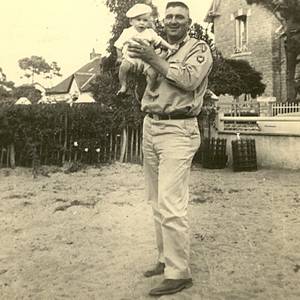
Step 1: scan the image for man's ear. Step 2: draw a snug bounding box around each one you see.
[188,18,192,26]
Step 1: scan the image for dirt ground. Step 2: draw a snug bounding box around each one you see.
[0,162,299,300]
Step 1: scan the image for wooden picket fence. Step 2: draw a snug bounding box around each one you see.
[272,102,300,116]
[0,126,143,169]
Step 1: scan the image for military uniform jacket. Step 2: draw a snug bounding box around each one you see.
[141,35,213,116]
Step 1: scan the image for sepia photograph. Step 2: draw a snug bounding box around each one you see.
[0,0,300,299]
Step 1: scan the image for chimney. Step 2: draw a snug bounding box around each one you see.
[90,48,101,60]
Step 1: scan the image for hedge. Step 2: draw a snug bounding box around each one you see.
[0,102,144,168]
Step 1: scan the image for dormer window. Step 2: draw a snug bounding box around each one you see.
[235,15,248,53]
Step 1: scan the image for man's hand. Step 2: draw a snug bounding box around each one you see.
[127,38,170,77]
[127,38,157,64]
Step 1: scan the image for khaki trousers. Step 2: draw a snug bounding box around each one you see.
[143,115,200,279]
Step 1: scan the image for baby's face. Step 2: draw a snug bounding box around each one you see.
[130,13,152,32]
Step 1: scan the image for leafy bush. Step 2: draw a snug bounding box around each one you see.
[0,102,142,166]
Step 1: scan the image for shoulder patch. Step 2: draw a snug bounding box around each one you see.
[197,55,205,63]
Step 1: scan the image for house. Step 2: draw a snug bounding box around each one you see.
[15,97,32,105]
[205,0,287,102]
[46,49,102,104]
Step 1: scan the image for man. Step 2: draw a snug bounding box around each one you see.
[127,0,213,296]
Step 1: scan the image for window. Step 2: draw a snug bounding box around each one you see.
[235,15,248,53]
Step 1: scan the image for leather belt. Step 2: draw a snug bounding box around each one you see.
[148,113,194,120]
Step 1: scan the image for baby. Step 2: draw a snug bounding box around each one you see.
[114,3,177,96]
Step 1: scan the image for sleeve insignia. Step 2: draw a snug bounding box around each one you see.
[200,43,208,53]
[197,56,205,63]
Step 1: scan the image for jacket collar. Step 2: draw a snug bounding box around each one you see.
[166,34,190,58]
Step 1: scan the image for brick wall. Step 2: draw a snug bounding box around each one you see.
[271,25,287,101]
[212,0,285,100]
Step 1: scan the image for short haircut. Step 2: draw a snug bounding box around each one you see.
[166,1,189,11]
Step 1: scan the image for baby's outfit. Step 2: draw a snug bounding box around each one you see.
[114,26,163,69]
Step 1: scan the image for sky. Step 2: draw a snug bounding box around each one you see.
[1,0,213,87]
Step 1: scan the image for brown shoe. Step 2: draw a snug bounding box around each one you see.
[149,278,193,296]
[143,262,165,277]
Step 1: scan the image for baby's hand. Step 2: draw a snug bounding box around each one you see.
[169,45,179,53]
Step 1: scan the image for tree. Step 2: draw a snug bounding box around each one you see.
[209,53,266,98]
[44,61,62,80]
[18,56,51,84]
[0,67,15,101]
[0,81,15,99]
[0,85,11,99]
[0,67,7,82]
[246,0,300,102]
[12,85,42,104]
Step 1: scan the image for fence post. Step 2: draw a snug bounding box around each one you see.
[125,125,129,162]
[139,126,143,164]
[260,102,271,116]
[109,133,113,162]
[9,143,16,169]
[0,147,4,168]
[268,103,273,116]
[271,102,300,116]
[216,112,224,131]
[120,127,127,163]
[130,128,134,163]
[62,111,68,165]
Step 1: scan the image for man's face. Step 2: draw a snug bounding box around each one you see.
[163,6,191,42]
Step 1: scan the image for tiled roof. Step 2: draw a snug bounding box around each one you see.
[47,57,102,95]
[77,58,102,74]
[74,74,93,90]
[47,75,73,94]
